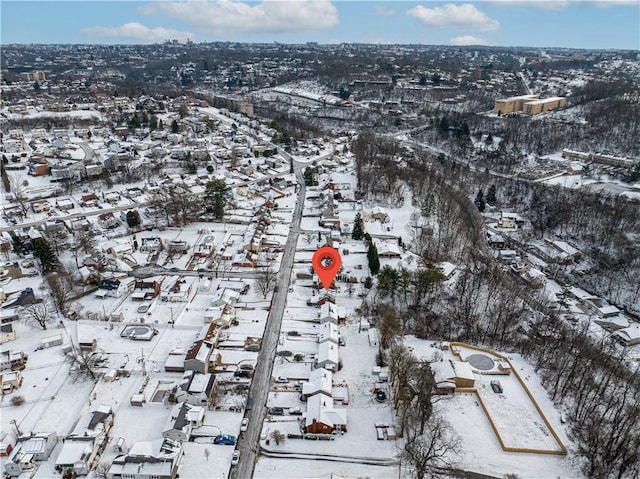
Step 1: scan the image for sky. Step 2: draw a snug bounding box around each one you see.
[1,1,639,50]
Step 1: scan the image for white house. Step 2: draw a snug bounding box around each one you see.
[316,341,339,371]
[302,368,333,400]
[318,322,339,344]
[4,433,58,477]
[56,405,113,476]
[107,438,183,479]
[319,302,338,324]
[162,403,196,442]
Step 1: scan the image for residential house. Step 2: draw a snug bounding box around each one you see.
[317,322,339,345]
[96,278,132,299]
[167,241,189,255]
[55,405,114,476]
[319,302,339,325]
[176,372,218,407]
[32,200,51,214]
[1,351,27,371]
[371,207,388,222]
[80,193,100,207]
[203,304,235,328]
[377,242,402,258]
[1,370,23,395]
[102,240,134,258]
[55,198,75,211]
[316,341,339,371]
[0,324,16,344]
[612,323,640,347]
[304,392,347,434]
[98,213,120,229]
[132,280,161,301]
[498,212,525,229]
[162,403,197,442]
[183,340,217,374]
[107,438,183,479]
[431,360,476,391]
[4,433,58,477]
[302,368,333,400]
[140,237,163,253]
[160,277,192,303]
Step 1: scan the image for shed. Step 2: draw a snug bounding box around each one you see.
[130,394,146,406]
[42,334,63,349]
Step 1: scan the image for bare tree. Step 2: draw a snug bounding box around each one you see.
[66,348,108,381]
[8,176,30,219]
[21,300,57,330]
[71,228,96,267]
[46,268,76,315]
[402,412,461,479]
[255,262,278,299]
[93,462,110,479]
[270,429,286,445]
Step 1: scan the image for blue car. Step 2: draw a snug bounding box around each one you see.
[213,434,237,445]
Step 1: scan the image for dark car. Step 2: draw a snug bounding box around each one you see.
[375,390,387,403]
[490,380,503,394]
[213,434,237,445]
[269,407,284,416]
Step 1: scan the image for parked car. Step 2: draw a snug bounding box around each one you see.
[213,434,237,445]
[274,376,288,383]
[288,407,302,415]
[231,450,240,466]
[269,407,284,415]
[375,390,387,403]
[490,380,503,394]
[240,418,248,432]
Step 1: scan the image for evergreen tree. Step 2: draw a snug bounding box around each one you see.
[438,117,449,135]
[367,243,380,275]
[303,167,314,186]
[352,212,365,240]
[126,210,141,228]
[474,190,486,212]
[486,185,497,205]
[171,119,179,134]
[33,237,57,273]
[205,179,228,220]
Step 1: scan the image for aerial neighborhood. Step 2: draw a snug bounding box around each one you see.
[1,36,639,479]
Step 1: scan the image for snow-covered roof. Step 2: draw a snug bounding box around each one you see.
[318,341,339,366]
[452,361,475,381]
[305,392,347,428]
[303,368,332,397]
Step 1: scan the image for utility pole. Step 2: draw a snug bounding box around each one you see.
[10,419,21,436]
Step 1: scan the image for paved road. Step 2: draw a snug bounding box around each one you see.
[231,167,305,478]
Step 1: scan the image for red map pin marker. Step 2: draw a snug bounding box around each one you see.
[312,246,342,291]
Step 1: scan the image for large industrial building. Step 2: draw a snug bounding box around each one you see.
[493,95,539,115]
[522,97,567,115]
[493,94,566,116]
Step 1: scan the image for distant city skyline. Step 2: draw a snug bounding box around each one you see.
[2,1,639,50]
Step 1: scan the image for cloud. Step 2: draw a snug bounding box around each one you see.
[407,4,500,32]
[489,0,637,9]
[138,0,339,35]
[450,35,492,46]
[487,1,570,9]
[82,22,194,43]
[375,6,396,16]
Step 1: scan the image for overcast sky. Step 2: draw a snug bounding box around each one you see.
[2,1,639,50]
